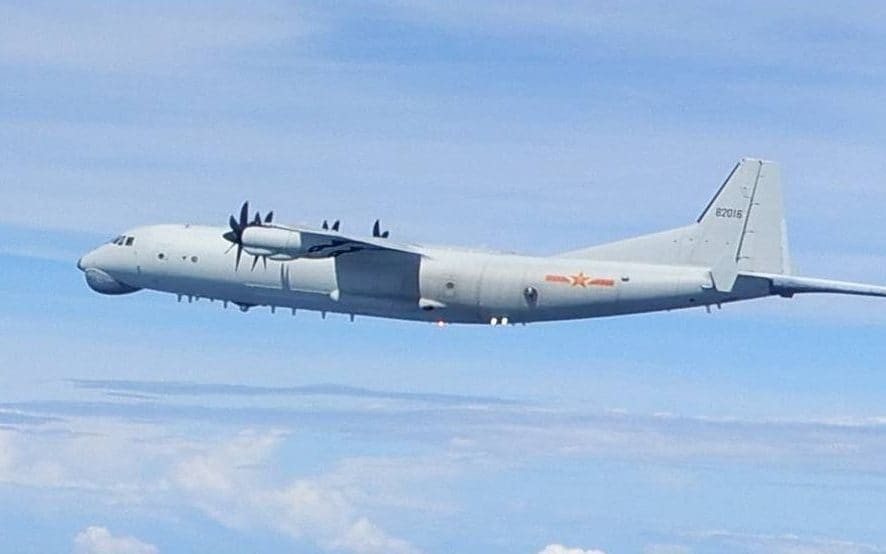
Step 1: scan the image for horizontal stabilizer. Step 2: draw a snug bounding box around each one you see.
[747,272,886,298]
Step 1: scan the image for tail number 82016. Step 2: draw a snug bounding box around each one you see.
[715,207,744,219]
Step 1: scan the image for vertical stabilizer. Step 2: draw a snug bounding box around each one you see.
[689,158,761,267]
[559,158,792,277]
[735,161,790,274]
[691,158,790,275]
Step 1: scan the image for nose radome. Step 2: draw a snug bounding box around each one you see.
[77,250,98,271]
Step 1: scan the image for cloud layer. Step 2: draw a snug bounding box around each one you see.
[539,544,607,554]
[73,526,158,554]
[2,377,886,553]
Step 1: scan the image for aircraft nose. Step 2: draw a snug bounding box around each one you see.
[77,249,98,272]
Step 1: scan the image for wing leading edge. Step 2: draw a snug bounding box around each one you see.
[290,225,423,259]
[244,222,424,260]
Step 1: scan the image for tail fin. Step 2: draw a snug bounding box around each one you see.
[692,158,790,275]
[560,158,792,277]
[734,160,791,275]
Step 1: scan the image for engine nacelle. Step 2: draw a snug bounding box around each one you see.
[241,226,305,259]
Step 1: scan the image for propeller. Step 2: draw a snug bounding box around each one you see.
[322,220,340,232]
[222,201,273,270]
[372,219,390,239]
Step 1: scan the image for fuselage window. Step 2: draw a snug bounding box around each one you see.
[158,253,165,260]
[125,237,135,246]
[191,256,198,263]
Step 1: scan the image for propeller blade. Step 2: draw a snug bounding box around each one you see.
[381,231,390,238]
[239,202,249,229]
[373,220,381,237]
[262,255,268,270]
[322,220,329,230]
[331,220,340,232]
[226,202,276,269]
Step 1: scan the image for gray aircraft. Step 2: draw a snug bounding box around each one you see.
[77,159,886,325]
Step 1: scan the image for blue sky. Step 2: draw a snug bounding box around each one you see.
[2,2,886,553]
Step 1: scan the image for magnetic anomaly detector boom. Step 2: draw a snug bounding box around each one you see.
[78,159,886,325]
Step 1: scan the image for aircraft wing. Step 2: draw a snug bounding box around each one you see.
[223,203,424,268]
[236,221,424,261]
[276,224,423,259]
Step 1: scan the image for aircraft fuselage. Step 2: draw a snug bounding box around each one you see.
[78,160,886,323]
[77,224,771,325]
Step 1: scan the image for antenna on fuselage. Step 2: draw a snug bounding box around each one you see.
[372,219,390,238]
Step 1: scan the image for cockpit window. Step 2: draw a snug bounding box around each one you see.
[110,235,135,246]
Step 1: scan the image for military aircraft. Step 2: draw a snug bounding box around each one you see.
[78,158,886,325]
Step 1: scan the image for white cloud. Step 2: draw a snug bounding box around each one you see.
[0,1,307,72]
[171,431,421,554]
[4,403,886,554]
[73,526,158,554]
[644,545,692,554]
[8,393,886,495]
[326,518,421,554]
[0,428,71,489]
[538,544,607,554]
[377,2,886,76]
[688,531,886,554]
[0,422,190,496]
[0,430,15,475]
[0,421,422,554]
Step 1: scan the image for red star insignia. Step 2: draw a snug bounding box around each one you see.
[570,272,590,287]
